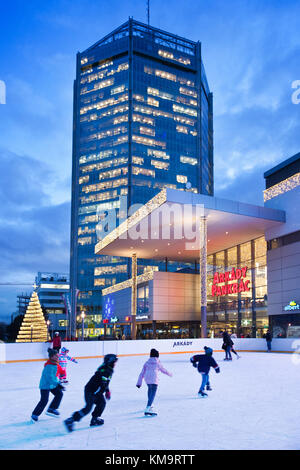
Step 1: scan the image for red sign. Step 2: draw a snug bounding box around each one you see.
[211,266,250,297]
[125,316,132,322]
[103,319,109,324]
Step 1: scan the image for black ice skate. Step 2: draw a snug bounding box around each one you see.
[46,408,60,417]
[198,390,208,398]
[64,417,74,433]
[206,385,212,391]
[31,414,38,423]
[90,417,104,427]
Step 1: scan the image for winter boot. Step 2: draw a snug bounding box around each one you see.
[64,417,74,433]
[90,417,104,427]
[46,408,60,418]
[198,390,208,398]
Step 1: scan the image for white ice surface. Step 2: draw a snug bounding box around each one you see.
[0,352,299,450]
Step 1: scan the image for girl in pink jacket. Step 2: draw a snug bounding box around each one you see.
[136,349,172,416]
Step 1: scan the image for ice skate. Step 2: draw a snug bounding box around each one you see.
[90,417,104,427]
[144,406,157,416]
[206,385,212,391]
[46,408,60,418]
[198,390,208,398]
[64,417,74,433]
[30,414,38,423]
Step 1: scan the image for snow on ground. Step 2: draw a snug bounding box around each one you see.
[0,351,299,450]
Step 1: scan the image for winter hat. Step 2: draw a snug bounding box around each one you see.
[47,348,58,358]
[204,346,213,356]
[61,347,69,354]
[150,348,159,358]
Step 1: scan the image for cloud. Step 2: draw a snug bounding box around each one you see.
[0,148,70,320]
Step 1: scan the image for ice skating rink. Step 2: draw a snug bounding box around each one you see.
[0,351,299,450]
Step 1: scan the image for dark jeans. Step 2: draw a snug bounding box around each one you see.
[32,386,63,416]
[225,346,232,360]
[72,389,106,421]
[199,373,209,392]
[267,340,272,351]
[147,384,158,407]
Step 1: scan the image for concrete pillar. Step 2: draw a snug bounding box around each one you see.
[131,253,137,340]
[199,216,207,337]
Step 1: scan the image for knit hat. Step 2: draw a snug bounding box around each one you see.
[150,348,159,358]
[61,347,69,354]
[47,348,58,358]
[204,346,213,356]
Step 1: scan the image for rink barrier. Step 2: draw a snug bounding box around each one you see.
[2,338,300,364]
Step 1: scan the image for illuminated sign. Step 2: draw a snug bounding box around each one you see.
[103,319,109,324]
[125,316,132,322]
[110,316,118,323]
[284,301,300,311]
[212,267,250,297]
[136,315,149,320]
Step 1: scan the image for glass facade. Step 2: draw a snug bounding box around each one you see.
[70,19,213,332]
[207,237,268,338]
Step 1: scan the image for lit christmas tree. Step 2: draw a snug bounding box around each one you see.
[16,290,48,343]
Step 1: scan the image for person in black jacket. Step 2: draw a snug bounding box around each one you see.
[265,330,272,352]
[64,354,118,432]
[222,331,233,361]
[190,347,220,397]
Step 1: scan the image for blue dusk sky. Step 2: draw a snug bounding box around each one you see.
[0,0,299,322]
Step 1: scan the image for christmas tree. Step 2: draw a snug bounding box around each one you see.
[16,290,48,343]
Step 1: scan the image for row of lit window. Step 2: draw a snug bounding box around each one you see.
[80,105,129,123]
[98,167,128,181]
[173,104,197,117]
[95,265,127,275]
[79,199,121,216]
[132,134,166,149]
[78,226,96,236]
[147,87,197,107]
[158,49,191,66]
[133,104,195,126]
[147,149,170,160]
[80,187,128,205]
[80,94,128,115]
[176,125,197,136]
[144,66,195,87]
[80,157,128,174]
[80,79,114,95]
[80,62,128,83]
[82,178,128,194]
[132,167,155,177]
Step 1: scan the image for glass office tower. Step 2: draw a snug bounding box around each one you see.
[70,19,213,336]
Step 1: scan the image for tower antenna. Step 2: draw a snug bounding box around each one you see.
[147,0,150,27]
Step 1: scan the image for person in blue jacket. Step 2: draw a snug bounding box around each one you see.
[190,346,220,397]
[31,348,64,422]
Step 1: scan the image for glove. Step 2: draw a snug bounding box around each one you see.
[105,390,111,400]
[215,367,220,374]
[136,385,141,389]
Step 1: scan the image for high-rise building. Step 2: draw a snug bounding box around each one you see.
[70,19,213,335]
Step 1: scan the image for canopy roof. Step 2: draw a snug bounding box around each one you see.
[95,189,285,262]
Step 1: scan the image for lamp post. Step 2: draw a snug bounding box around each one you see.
[81,312,85,341]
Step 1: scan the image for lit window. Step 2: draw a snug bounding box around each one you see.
[151,160,169,170]
[132,167,155,177]
[180,156,197,165]
[176,125,188,134]
[147,97,159,107]
[177,175,188,184]
[173,104,197,117]
[140,126,155,136]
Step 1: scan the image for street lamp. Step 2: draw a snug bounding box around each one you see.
[81,312,85,341]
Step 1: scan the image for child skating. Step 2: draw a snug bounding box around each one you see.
[31,348,65,422]
[64,354,118,432]
[136,348,172,416]
[58,347,78,383]
[190,346,220,398]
